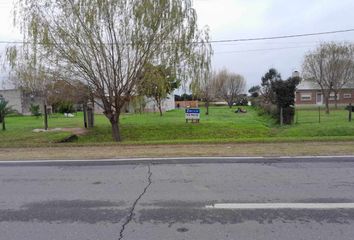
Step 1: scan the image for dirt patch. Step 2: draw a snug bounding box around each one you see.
[0,142,354,161]
[61,128,88,136]
[32,128,88,136]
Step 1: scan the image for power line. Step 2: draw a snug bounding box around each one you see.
[0,28,353,45]
[214,44,318,54]
[208,28,354,44]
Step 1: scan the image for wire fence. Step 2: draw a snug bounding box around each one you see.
[294,106,353,124]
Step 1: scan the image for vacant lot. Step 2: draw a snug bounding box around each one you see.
[0,106,354,148]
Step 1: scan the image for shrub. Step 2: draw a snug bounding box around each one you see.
[57,101,75,114]
[235,96,249,106]
[30,104,41,117]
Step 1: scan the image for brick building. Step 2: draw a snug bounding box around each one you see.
[295,80,354,106]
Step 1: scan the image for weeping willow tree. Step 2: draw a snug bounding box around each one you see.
[6,0,212,141]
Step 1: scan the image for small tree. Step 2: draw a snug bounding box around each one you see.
[214,69,246,108]
[271,77,300,124]
[0,99,13,131]
[261,68,282,104]
[139,64,180,116]
[29,104,41,117]
[191,71,215,115]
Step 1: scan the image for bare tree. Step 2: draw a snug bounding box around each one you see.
[214,69,246,108]
[190,71,215,115]
[6,0,212,141]
[5,47,52,129]
[331,44,354,108]
[303,42,354,113]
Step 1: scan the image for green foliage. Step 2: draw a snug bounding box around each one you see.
[139,64,180,115]
[0,99,14,130]
[248,85,261,98]
[235,95,249,106]
[271,77,300,124]
[261,68,282,103]
[56,101,75,114]
[131,96,147,114]
[29,104,41,117]
[0,99,12,121]
[258,69,300,124]
[140,64,180,98]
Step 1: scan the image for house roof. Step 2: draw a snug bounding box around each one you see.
[297,80,354,90]
[297,80,321,90]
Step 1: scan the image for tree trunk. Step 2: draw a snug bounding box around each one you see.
[228,101,233,108]
[334,92,338,109]
[205,101,209,115]
[157,99,163,117]
[83,103,88,128]
[44,104,48,130]
[158,105,163,116]
[2,117,5,131]
[110,119,121,142]
[324,95,330,114]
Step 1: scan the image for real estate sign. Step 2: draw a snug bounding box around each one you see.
[185,108,200,122]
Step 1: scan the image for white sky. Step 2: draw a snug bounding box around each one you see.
[194,0,354,90]
[1,0,354,91]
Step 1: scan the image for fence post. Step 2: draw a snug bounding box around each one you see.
[280,107,283,126]
[318,106,321,124]
[87,106,94,128]
[44,104,48,130]
[349,103,352,122]
[295,107,298,124]
[83,103,88,129]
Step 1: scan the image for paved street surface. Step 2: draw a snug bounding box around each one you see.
[1,157,354,239]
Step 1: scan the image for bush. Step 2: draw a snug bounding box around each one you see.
[257,103,278,118]
[235,96,249,106]
[282,107,295,124]
[345,105,354,112]
[30,104,41,117]
[57,101,75,114]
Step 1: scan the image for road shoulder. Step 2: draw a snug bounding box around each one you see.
[1,141,354,161]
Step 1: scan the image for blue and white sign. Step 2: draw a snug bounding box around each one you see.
[185,108,200,121]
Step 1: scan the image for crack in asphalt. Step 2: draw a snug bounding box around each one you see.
[118,164,152,240]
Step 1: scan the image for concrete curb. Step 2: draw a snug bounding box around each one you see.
[1,155,354,167]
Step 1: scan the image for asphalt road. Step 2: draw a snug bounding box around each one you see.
[1,157,354,240]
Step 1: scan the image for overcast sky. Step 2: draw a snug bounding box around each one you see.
[1,0,354,91]
[194,0,354,90]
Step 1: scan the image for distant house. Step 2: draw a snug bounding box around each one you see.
[295,80,354,106]
[0,88,44,115]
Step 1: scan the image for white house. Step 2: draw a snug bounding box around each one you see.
[0,88,44,115]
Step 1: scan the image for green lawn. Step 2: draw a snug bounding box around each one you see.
[1,106,354,147]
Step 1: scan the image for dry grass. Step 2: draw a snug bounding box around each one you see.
[1,142,354,161]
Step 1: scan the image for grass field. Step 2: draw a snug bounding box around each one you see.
[0,106,354,148]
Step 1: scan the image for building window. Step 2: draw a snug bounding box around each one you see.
[343,93,352,99]
[301,94,312,101]
[329,93,340,101]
